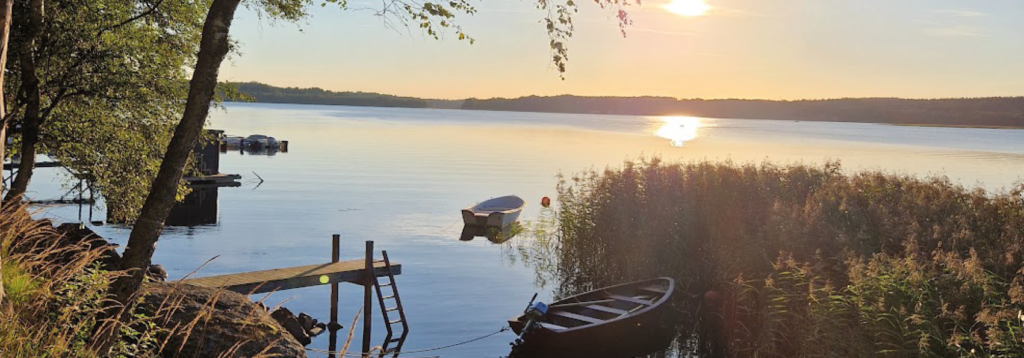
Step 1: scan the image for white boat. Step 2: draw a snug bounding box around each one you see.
[244,134,278,148]
[462,195,525,228]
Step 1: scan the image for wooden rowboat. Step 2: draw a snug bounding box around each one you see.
[461,195,525,228]
[508,278,678,358]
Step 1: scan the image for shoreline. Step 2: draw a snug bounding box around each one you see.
[889,123,1024,130]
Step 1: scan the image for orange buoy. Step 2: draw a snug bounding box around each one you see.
[704,290,720,302]
[541,196,551,208]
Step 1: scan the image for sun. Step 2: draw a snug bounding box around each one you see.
[663,0,711,17]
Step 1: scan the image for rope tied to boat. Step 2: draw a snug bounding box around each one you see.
[304,325,511,357]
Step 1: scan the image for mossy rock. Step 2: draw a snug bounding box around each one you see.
[139,283,305,358]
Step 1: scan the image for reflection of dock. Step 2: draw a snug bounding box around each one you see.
[177,259,401,295]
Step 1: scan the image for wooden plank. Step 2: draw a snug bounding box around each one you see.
[183,173,241,185]
[176,259,401,295]
[539,322,568,331]
[4,161,61,170]
[549,310,603,325]
[548,299,615,309]
[606,294,652,306]
[584,304,628,315]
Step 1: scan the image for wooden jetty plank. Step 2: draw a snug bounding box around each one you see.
[176,259,401,295]
[184,173,241,182]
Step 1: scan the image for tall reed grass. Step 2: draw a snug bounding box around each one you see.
[0,202,329,357]
[521,158,1024,357]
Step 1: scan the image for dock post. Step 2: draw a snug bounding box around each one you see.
[362,240,374,356]
[328,234,340,358]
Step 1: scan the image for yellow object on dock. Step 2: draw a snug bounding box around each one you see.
[176,259,401,294]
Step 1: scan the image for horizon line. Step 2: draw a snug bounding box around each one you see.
[229,81,1024,102]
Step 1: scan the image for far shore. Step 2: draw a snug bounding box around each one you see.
[889,123,1024,130]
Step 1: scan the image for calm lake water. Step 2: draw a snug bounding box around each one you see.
[25,103,1024,357]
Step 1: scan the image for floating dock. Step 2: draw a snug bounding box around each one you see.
[183,173,241,186]
[177,259,401,294]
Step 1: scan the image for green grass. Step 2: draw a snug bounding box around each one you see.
[1,260,41,306]
[517,158,1024,357]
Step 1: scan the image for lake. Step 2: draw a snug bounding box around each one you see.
[25,103,1024,357]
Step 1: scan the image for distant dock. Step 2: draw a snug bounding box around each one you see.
[182,173,241,186]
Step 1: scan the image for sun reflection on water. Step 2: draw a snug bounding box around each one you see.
[654,116,704,147]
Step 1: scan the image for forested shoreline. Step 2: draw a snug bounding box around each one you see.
[233,82,1024,128]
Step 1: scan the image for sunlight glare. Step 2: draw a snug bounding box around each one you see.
[663,0,711,17]
[655,116,703,147]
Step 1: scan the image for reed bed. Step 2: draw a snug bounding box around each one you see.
[522,158,1024,357]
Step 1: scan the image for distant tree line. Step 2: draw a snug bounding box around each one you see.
[461,96,1024,128]
[231,82,430,108]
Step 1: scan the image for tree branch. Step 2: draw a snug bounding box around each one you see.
[96,0,165,37]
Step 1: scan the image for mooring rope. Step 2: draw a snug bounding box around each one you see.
[304,326,511,357]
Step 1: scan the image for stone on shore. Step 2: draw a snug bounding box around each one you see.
[139,283,306,358]
[271,307,312,346]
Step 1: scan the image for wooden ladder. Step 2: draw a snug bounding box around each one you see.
[373,250,409,357]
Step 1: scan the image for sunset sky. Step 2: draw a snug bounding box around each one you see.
[219,0,1024,100]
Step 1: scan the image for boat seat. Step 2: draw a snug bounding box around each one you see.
[607,294,653,305]
[539,322,568,331]
[584,305,628,315]
[549,310,603,325]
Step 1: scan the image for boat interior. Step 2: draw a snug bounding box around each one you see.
[539,280,670,331]
[471,196,524,214]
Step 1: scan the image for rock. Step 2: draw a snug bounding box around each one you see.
[54,222,121,270]
[308,326,324,337]
[147,264,168,282]
[271,307,311,346]
[310,322,328,337]
[139,283,306,357]
[297,313,314,331]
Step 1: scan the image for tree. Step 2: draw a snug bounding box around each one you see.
[3,0,43,202]
[109,0,635,324]
[2,0,208,220]
[0,0,14,307]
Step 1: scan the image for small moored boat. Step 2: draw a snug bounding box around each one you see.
[461,195,525,228]
[509,277,677,358]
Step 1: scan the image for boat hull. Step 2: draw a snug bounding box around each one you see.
[462,195,524,228]
[508,278,678,358]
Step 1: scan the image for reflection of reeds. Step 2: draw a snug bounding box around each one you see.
[515,158,1024,357]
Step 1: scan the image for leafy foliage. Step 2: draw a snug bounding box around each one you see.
[3,0,209,221]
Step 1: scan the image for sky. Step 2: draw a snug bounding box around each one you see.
[219,0,1024,100]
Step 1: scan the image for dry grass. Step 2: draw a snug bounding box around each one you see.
[0,201,318,358]
[522,158,1024,357]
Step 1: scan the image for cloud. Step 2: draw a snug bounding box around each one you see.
[923,25,988,38]
[932,9,989,18]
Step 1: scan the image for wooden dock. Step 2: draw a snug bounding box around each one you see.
[177,259,401,295]
[183,173,241,186]
[177,236,401,355]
